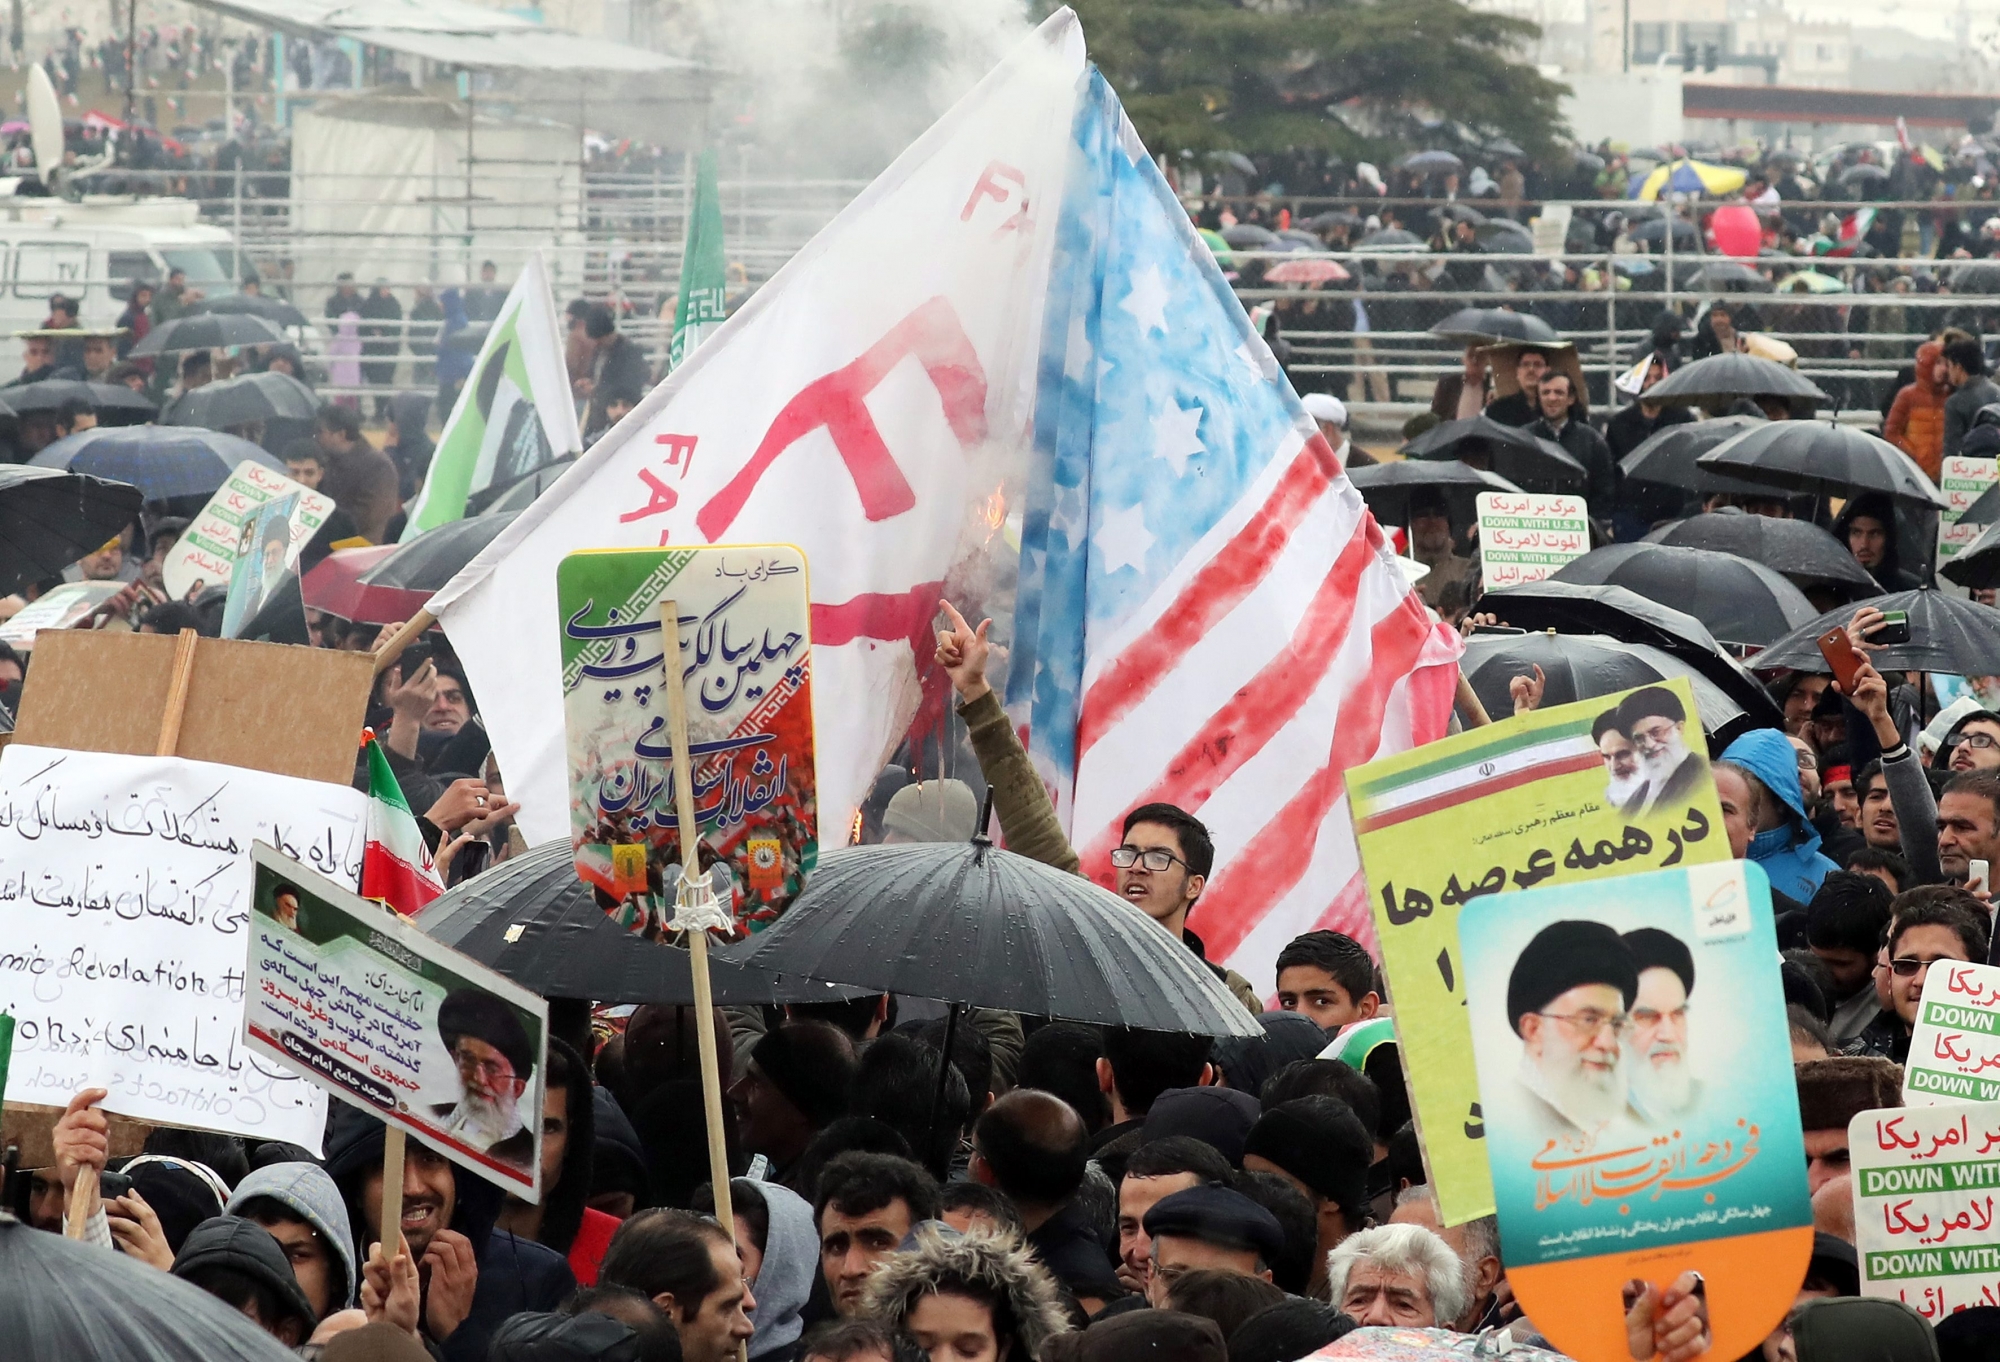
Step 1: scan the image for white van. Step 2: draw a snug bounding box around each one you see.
[0,191,240,372]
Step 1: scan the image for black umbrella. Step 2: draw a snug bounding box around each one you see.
[198,292,310,329]
[720,840,1262,1037]
[442,321,493,355]
[1938,517,2000,589]
[1646,510,1881,595]
[1401,415,1586,493]
[0,465,144,597]
[1472,579,1786,730]
[127,312,285,356]
[1460,632,1764,747]
[1960,481,2000,527]
[1840,163,1891,187]
[1628,216,1701,248]
[1428,308,1560,345]
[0,378,154,423]
[1398,150,1463,174]
[0,1211,296,1361]
[1689,261,1771,291]
[1475,219,1535,254]
[1484,138,1527,159]
[161,371,317,429]
[1347,459,1521,524]
[1642,353,1829,406]
[30,424,284,504]
[1573,151,1607,174]
[472,457,574,515]
[415,840,863,1005]
[1433,203,1486,226]
[1304,210,1363,231]
[1221,223,1280,250]
[1757,590,2000,676]
[1697,421,1949,510]
[1273,228,1323,251]
[1551,543,1819,646]
[1618,415,1776,498]
[358,512,519,592]
[1357,228,1425,252]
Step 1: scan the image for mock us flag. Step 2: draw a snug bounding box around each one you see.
[429,8,1458,984]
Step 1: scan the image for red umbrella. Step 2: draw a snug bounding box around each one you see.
[301,545,427,624]
[1264,257,1351,285]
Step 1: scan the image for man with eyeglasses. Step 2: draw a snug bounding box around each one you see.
[1853,889,1989,1064]
[1946,712,2000,774]
[1505,920,1639,1143]
[1620,928,1700,1124]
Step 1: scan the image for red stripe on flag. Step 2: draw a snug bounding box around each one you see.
[810,582,944,648]
[363,845,442,917]
[1073,528,1377,866]
[1189,589,1439,964]
[1312,870,1374,954]
[1075,435,1341,759]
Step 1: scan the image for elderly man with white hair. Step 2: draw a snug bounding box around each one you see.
[1325,1223,1468,1329]
[1302,392,1371,469]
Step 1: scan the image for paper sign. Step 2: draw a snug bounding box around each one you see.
[1532,204,1573,258]
[0,581,123,649]
[1937,457,1998,577]
[1851,1101,2000,1320]
[1477,491,1590,592]
[1353,677,1729,1225]
[1461,861,1811,1362]
[163,461,335,602]
[219,493,300,640]
[0,744,366,1147]
[244,845,547,1199]
[558,545,817,941]
[1904,960,2000,1105]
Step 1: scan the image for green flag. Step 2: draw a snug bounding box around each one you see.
[669,150,728,373]
[0,1012,12,1106]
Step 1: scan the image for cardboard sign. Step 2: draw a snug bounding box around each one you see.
[1477,492,1590,591]
[219,494,301,640]
[1460,861,1811,1362]
[163,461,335,602]
[1904,960,2000,1105]
[0,744,366,1147]
[244,845,547,1199]
[558,545,816,940]
[1851,1101,2000,1320]
[1938,456,1998,580]
[1354,677,1729,1225]
[0,581,123,649]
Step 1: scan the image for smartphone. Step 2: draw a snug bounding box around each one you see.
[1870,610,1912,646]
[1816,627,1862,692]
[1973,860,1991,896]
[98,1170,133,1200]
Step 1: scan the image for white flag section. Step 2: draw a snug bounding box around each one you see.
[430,17,1087,844]
[404,252,581,538]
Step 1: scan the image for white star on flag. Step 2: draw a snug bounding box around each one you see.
[1234,336,1279,385]
[1095,502,1154,574]
[1151,401,1205,476]
[1119,264,1171,335]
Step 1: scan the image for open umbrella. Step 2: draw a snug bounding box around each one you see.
[300,545,422,625]
[1433,203,1485,226]
[1689,261,1770,291]
[1356,228,1426,253]
[1551,542,1818,647]
[1630,158,1747,201]
[197,292,310,329]
[358,512,519,592]
[720,840,1262,1037]
[0,378,154,425]
[1475,219,1535,254]
[1641,352,1829,406]
[1263,257,1351,285]
[1757,590,2000,677]
[441,321,495,355]
[1221,223,1279,250]
[1939,518,2000,589]
[1460,631,1765,747]
[0,465,144,597]
[127,312,285,356]
[1618,415,1775,498]
[1484,138,1527,159]
[416,839,863,1005]
[29,424,283,504]
[1273,228,1323,251]
[1626,216,1701,249]
[1839,163,1891,187]
[0,1211,297,1361]
[1398,150,1463,175]
[1646,510,1880,596]
[1474,579,1785,728]
[1304,210,1363,231]
[475,457,575,516]
[1428,309,1560,346]
[1401,415,1586,493]
[161,370,317,429]
[1347,459,1521,524]
[1778,270,1846,294]
[1697,421,1949,510]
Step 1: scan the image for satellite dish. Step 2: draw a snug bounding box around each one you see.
[26,62,62,186]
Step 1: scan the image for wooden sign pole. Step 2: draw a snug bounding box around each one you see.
[369,616,426,1253]
[659,599,736,1243]
[66,629,200,1240]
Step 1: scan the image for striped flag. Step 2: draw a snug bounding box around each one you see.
[361,736,444,915]
[1008,70,1462,989]
[669,149,727,373]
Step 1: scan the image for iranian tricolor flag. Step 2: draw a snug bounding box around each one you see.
[361,736,445,915]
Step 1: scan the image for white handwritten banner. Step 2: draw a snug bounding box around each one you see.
[243,846,547,1199]
[163,460,337,602]
[1906,960,2000,1105]
[0,745,365,1147]
[1851,1102,2000,1319]
[1477,491,1590,593]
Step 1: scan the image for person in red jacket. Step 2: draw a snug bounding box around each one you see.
[1885,339,1950,482]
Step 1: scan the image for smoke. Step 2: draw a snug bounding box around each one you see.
[690,0,1035,177]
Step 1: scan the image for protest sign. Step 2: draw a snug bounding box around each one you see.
[1904,959,2000,1105]
[559,545,816,938]
[0,581,123,649]
[1460,860,1812,1362]
[245,844,547,1198]
[220,493,301,640]
[1476,492,1590,591]
[1354,676,1729,1225]
[1851,1101,2000,1320]
[1937,456,1998,583]
[0,743,366,1147]
[1532,204,1573,258]
[162,460,335,602]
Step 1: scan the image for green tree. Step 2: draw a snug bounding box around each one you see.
[1046,0,1570,162]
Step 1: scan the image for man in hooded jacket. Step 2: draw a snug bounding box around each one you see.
[1721,729,1839,902]
[226,1160,358,1320]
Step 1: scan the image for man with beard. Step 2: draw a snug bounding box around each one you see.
[1620,688,1706,816]
[1506,921,1639,1145]
[431,990,537,1167]
[1620,929,1700,1124]
[1595,708,1649,817]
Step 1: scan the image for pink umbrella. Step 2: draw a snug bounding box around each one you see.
[302,544,429,624]
[1265,256,1351,285]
